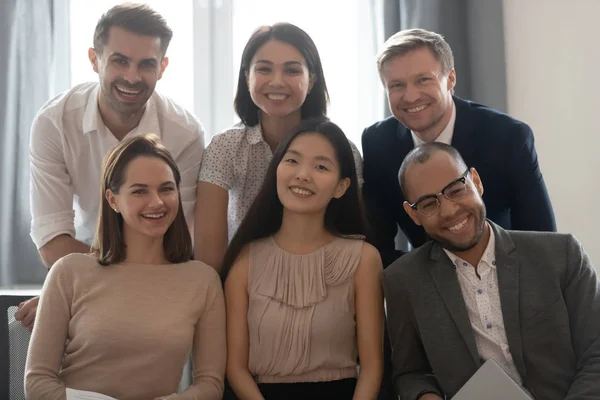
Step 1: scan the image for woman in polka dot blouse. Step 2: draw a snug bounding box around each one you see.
[194,22,363,271]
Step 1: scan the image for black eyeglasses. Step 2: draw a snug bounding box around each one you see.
[408,168,471,216]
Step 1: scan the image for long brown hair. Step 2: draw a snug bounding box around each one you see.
[92,134,192,265]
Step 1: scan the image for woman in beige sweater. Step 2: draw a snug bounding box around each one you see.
[25,134,226,400]
[222,118,384,400]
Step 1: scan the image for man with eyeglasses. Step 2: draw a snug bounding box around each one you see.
[382,142,600,400]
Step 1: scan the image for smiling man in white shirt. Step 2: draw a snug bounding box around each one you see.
[16,3,204,329]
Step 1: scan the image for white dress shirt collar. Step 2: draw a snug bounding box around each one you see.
[82,84,160,137]
[443,222,496,270]
[411,100,457,147]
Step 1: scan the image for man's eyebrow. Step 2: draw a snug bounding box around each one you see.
[413,193,437,204]
[109,53,158,64]
[110,52,130,60]
[412,175,464,204]
[139,58,158,65]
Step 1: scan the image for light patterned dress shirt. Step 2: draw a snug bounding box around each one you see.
[443,224,524,387]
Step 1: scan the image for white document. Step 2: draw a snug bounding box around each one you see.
[451,359,532,400]
[66,388,118,400]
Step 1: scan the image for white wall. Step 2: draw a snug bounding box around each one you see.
[503,0,600,269]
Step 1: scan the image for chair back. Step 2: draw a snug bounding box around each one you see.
[0,295,34,400]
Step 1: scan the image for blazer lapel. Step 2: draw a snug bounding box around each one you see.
[450,97,477,166]
[395,121,416,166]
[492,223,528,382]
[429,244,480,366]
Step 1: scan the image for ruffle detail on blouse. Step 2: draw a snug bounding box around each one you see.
[250,236,363,309]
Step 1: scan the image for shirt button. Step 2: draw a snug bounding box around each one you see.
[463,262,468,267]
[487,323,492,329]
[492,260,497,266]
[477,289,483,294]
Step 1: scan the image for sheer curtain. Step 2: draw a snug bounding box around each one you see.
[0,0,70,286]
[383,0,507,111]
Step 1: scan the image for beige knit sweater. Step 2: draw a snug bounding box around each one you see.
[25,253,226,400]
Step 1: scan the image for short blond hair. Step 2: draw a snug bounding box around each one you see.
[376,28,454,76]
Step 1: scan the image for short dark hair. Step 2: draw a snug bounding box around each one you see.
[93,3,173,56]
[93,134,192,266]
[234,23,329,126]
[398,142,467,199]
[221,118,370,280]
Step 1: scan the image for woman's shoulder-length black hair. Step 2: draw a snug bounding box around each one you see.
[234,22,329,126]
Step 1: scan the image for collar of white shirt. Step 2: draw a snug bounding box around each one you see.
[81,84,160,136]
[443,222,497,270]
[411,100,457,147]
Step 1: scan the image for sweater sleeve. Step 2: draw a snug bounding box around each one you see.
[167,269,226,400]
[25,256,74,400]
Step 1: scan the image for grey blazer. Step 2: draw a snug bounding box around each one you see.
[382,221,600,400]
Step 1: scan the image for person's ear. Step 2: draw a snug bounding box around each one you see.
[308,73,316,93]
[106,189,119,213]
[447,68,456,92]
[403,201,422,226]
[89,48,99,73]
[158,56,169,80]
[469,167,484,197]
[333,177,351,199]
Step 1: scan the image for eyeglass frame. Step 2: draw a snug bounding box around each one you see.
[407,168,471,216]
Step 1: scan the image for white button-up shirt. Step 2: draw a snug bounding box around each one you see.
[198,122,364,241]
[411,101,456,147]
[443,225,524,387]
[29,82,205,249]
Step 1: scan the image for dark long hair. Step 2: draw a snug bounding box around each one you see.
[93,134,192,265]
[234,22,329,126]
[221,118,370,280]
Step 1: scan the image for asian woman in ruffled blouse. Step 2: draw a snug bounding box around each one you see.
[222,118,384,400]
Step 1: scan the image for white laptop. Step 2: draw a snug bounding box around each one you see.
[451,359,532,400]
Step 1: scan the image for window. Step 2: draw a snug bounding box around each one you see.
[69,0,383,148]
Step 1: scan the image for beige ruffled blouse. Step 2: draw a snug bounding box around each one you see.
[247,235,364,383]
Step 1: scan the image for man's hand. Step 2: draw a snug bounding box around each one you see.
[14,296,40,331]
[418,394,444,400]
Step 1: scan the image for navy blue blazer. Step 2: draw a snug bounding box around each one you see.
[362,97,556,267]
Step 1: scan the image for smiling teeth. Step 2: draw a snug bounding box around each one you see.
[407,104,428,113]
[448,218,468,232]
[291,187,313,196]
[117,86,141,94]
[268,94,287,100]
[143,213,165,219]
